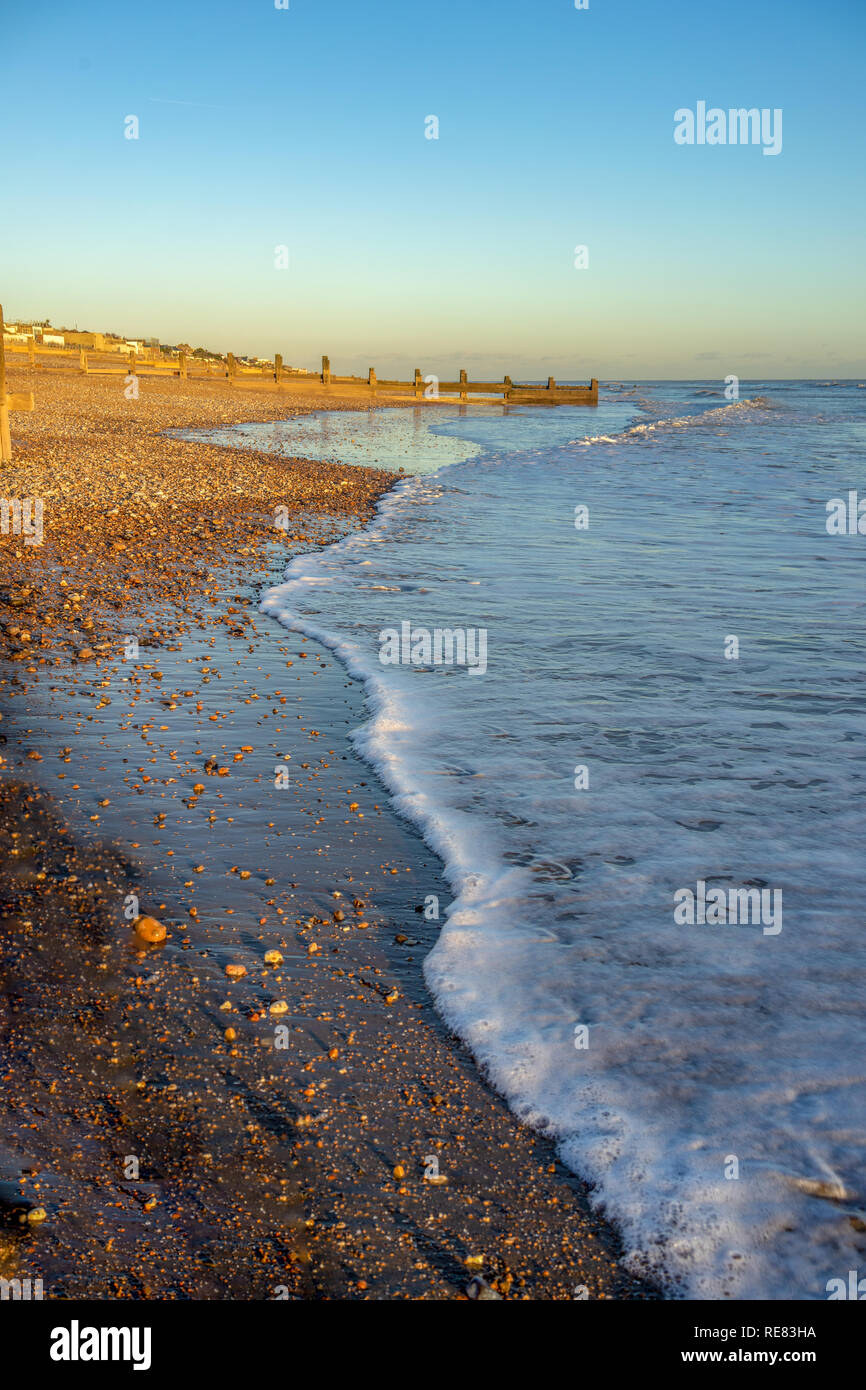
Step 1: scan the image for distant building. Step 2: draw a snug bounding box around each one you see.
[10,325,67,346]
[63,330,108,351]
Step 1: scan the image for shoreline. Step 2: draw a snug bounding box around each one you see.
[1,369,657,1299]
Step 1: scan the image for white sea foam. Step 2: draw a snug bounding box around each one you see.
[261,385,866,1300]
[569,395,775,446]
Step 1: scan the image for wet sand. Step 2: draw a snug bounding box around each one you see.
[0,369,657,1299]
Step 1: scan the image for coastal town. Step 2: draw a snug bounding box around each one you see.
[2,318,308,374]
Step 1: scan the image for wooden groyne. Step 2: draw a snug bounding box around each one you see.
[0,306,34,462]
[320,359,598,404]
[0,335,599,406]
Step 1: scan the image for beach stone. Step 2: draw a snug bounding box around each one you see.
[134,915,166,944]
[466,1276,502,1300]
[0,1180,39,1224]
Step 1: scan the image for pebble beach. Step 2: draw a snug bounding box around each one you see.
[0,366,654,1300]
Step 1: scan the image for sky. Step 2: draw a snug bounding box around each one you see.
[1,0,864,378]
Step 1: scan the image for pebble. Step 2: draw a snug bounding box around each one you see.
[466,1276,502,1301]
[134,915,167,944]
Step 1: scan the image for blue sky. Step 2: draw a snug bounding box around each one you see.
[2,0,864,377]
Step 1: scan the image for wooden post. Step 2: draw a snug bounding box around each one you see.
[590,377,599,403]
[0,304,35,463]
[178,351,187,380]
[0,307,8,462]
[459,368,467,402]
[368,368,377,392]
[547,377,556,390]
[321,355,331,386]
[226,352,236,384]
[414,368,422,399]
[274,353,283,383]
[28,338,36,367]
[129,348,136,373]
[80,348,88,375]
[504,375,512,401]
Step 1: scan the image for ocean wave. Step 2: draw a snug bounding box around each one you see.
[258,385,866,1301]
[569,395,776,447]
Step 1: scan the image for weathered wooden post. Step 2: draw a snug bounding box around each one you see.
[504,375,513,401]
[0,305,35,463]
[590,377,599,403]
[368,367,377,392]
[321,355,331,386]
[0,309,8,462]
[178,351,187,380]
[129,348,136,373]
[80,348,88,375]
[226,352,236,384]
[414,368,422,400]
[274,353,283,384]
[28,338,36,367]
[0,354,9,463]
[547,377,556,391]
[459,368,468,402]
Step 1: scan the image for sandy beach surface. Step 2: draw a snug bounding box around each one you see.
[0,368,656,1299]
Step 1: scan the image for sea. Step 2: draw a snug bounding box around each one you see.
[186,381,866,1298]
